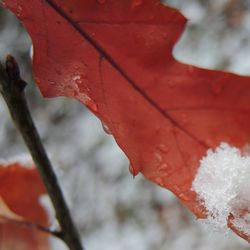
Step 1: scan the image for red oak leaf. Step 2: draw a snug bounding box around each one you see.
[0,162,49,249]
[3,0,250,241]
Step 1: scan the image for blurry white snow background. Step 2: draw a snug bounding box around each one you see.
[0,1,250,250]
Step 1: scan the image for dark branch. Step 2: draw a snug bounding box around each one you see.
[0,55,84,250]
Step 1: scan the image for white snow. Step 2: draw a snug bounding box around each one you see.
[193,143,250,235]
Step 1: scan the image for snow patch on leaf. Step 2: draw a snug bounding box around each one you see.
[192,143,250,235]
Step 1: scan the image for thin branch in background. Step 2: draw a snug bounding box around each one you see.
[0,55,84,250]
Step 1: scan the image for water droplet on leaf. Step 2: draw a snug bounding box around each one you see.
[101,121,112,135]
[72,75,82,84]
[157,163,169,176]
[154,177,164,187]
[153,152,163,167]
[48,79,56,85]
[173,184,181,193]
[129,163,140,177]
[157,144,169,154]
[63,84,78,96]
[17,5,23,17]
[178,192,190,201]
[78,94,98,112]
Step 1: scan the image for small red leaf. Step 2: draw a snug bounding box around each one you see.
[0,162,49,249]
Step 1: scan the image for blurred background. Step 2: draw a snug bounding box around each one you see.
[0,0,250,249]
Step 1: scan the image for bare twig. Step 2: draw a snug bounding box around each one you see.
[0,55,84,250]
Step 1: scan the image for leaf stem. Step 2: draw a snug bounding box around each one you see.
[0,215,63,238]
[0,55,84,250]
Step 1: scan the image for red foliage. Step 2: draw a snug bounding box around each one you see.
[0,162,48,249]
[3,0,250,240]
